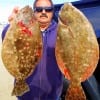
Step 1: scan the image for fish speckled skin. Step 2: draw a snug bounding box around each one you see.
[56,3,99,100]
[1,6,42,96]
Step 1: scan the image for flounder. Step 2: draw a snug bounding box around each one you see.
[1,5,42,96]
[56,3,99,100]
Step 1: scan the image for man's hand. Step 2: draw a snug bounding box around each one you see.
[8,6,19,22]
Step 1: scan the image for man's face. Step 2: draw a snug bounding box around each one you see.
[34,0,53,24]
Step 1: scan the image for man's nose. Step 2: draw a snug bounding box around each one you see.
[42,9,46,13]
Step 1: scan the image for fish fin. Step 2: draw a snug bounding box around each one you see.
[65,82,86,100]
[12,79,29,96]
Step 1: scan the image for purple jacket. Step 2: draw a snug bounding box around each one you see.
[2,20,63,100]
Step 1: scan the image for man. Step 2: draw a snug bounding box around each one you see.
[18,0,63,99]
[1,0,100,100]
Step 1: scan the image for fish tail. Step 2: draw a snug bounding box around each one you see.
[12,79,29,96]
[65,82,86,100]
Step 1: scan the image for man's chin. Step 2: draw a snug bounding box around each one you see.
[39,20,49,24]
[40,17,48,21]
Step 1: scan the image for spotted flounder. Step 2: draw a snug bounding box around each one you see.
[1,5,42,96]
[56,3,99,100]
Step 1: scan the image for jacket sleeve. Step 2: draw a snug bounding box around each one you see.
[1,24,10,41]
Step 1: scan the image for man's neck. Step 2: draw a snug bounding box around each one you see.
[39,22,51,31]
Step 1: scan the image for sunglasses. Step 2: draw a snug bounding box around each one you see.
[34,7,53,12]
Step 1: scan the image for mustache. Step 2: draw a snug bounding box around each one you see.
[40,14,48,18]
